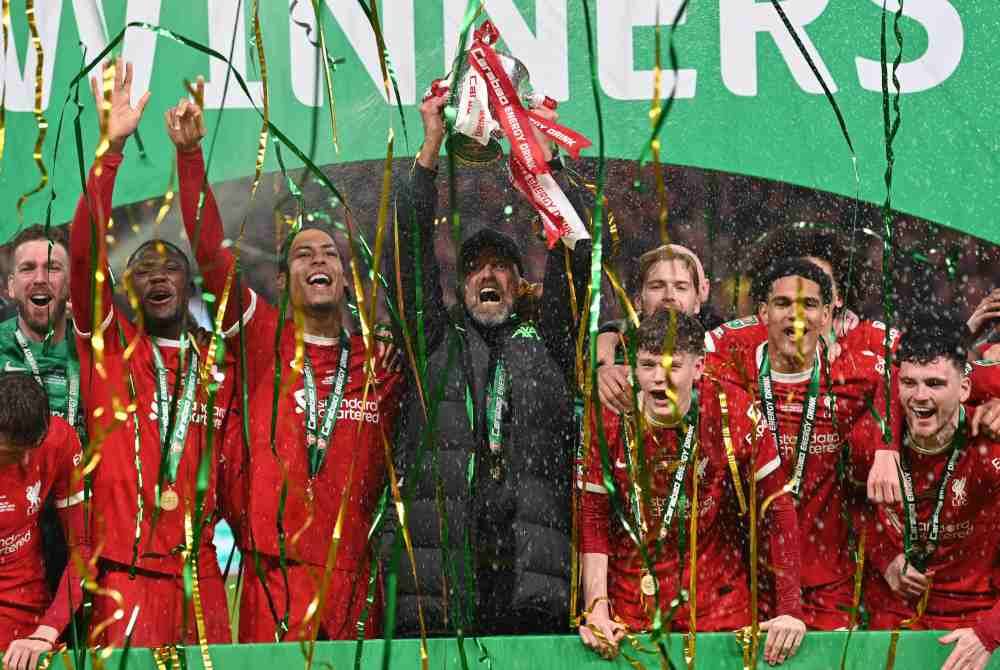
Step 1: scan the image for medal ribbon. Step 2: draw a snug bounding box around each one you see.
[899,407,966,571]
[757,343,821,495]
[623,392,698,538]
[301,330,351,478]
[14,328,81,429]
[485,356,507,454]
[150,339,199,485]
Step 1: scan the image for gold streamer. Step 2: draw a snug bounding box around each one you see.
[649,21,670,247]
[717,390,748,514]
[685,440,699,669]
[366,127,395,331]
[603,263,641,330]
[840,530,866,670]
[310,0,341,153]
[391,213,428,417]
[744,399,763,670]
[89,62,116,380]
[0,0,10,164]
[153,160,177,235]
[383,429,431,670]
[15,0,48,220]
[249,0,270,199]
[884,580,932,670]
[183,512,214,670]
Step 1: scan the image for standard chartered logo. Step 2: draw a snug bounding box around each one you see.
[0,528,32,555]
[293,391,380,425]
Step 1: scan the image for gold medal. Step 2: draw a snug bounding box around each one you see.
[160,488,180,512]
[640,572,656,596]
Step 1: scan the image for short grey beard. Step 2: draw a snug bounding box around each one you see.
[468,302,512,327]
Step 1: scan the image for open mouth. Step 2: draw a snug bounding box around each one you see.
[307,273,332,287]
[146,290,173,306]
[649,389,668,401]
[910,406,936,419]
[783,326,800,338]
[479,287,501,303]
[29,293,52,307]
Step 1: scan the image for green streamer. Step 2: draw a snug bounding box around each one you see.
[636,0,689,167]
[878,0,904,445]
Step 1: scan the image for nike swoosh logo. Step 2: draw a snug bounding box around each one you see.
[614,459,627,469]
[3,362,27,373]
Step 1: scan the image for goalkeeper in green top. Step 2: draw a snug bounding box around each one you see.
[2,224,82,596]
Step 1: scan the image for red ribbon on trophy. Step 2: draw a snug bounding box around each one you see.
[451,21,593,249]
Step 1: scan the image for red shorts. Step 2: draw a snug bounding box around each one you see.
[801,575,854,630]
[94,559,230,647]
[238,555,380,643]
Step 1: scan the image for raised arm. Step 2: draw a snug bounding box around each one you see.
[390,92,450,360]
[537,164,592,384]
[70,59,149,337]
[167,77,252,336]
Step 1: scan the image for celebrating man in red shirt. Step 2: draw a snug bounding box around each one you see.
[0,374,87,670]
[70,59,234,647]
[706,258,896,630]
[165,79,402,642]
[578,309,804,665]
[866,317,1000,670]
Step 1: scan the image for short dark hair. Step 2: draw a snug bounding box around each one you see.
[0,373,50,448]
[897,312,969,372]
[126,239,192,279]
[278,221,339,274]
[753,257,833,306]
[635,308,705,357]
[6,224,69,267]
[746,222,872,311]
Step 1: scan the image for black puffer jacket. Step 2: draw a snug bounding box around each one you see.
[386,163,590,636]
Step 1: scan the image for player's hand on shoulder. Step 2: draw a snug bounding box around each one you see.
[939,628,992,670]
[868,449,902,504]
[374,324,402,374]
[760,614,806,666]
[597,363,632,415]
[971,399,1000,441]
[3,625,58,670]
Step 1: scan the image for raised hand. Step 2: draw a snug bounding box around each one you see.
[90,57,151,154]
[417,86,449,169]
[165,76,207,152]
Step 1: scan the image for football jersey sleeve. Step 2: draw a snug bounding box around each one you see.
[50,419,86,512]
[970,361,1000,404]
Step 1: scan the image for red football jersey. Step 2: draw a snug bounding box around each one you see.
[579,382,784,631]
[867,417,1000,637]
[75,319,236,574]
[176,146,404,570]
[69,153,236,575]
[704,312,900,363]
[707,340,890,590]
[0,418,86,639]
[223,300,403,569]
